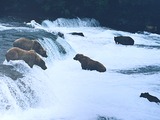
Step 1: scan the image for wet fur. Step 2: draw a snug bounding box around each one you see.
[114,36,134,45]
[73,54,106,72]
[5,47,47,70]
[13,37,47,57]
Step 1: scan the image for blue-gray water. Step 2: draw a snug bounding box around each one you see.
[0,18,160,120]
[1,18,160,87]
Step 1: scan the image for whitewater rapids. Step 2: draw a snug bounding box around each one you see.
[0,18,160,120]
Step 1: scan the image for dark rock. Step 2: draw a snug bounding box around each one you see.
[0,64,24,80]
[57,32,64,39]
[69,32,84,37]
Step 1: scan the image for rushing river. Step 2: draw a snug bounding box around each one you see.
[0,18,160,120]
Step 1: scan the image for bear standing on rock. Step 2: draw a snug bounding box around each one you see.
[73,54,106,72]
[13,37,48,57]
[5,47,47,70]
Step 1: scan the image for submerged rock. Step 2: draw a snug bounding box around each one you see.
[97,115,122,120]
[0,64,24,80]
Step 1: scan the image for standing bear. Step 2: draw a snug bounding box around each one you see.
[73,54,106,72]
[114,36,134,45]
[13,37,48,57]
[5,47,47,70]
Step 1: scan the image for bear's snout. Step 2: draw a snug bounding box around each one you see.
[39,59,47,70]
[42,65,47,70]
[73,56,77,60]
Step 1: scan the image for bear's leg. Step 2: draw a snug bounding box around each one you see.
[27,62,34,68]
[6,58,10,62]
[5,55,10,62]
[24,59,34,68]
[81,64,87,70]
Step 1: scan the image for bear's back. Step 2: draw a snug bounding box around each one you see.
[13,38,34,50]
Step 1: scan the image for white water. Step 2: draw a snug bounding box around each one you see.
[0,18,160,120]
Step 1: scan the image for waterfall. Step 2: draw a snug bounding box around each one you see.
[0,22,75,112]
[1,18,160,120]
[37,37,74,62]
[41,18,100,28]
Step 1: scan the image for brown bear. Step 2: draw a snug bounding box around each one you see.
[140,92,160,104]
[5,47,47,70]
[114,36,134,45]
[13,37,48,57]
[73,54,106,72]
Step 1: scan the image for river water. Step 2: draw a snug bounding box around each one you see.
[0,18,160,120]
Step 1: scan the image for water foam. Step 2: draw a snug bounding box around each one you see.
[0,18,160,120]
[41,18,100,28]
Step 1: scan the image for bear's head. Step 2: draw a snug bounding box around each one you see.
[37,59,47,70]
[73,54,84,60]
[114,36,120,43]
[34,55,47,70]
[33,41,48,58]
[140,92,149,98]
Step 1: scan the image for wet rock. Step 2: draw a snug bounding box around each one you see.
[0,64,24,80]
[69,32,84,37]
